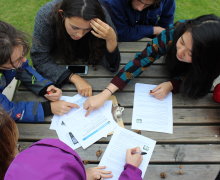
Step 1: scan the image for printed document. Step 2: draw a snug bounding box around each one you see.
[50,95,117,149]
[63,99,117,149]
[99,127,156,179]
[132,83,173,134]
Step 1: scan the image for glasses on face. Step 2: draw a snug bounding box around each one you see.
[137,0,153,6]
[0,54,25,70]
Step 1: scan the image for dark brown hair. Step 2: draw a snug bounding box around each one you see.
[0,108,18,180]
[0,21,29,67]
[51,0,106,65]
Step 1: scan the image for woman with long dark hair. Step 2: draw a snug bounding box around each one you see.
[83,14,220,115]
[0,107,143,180]
[31,0,121,97]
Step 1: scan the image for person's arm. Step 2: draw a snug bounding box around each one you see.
[16,60,54,96]
[31,4,71,85]
[158,0,176,28]
[101,0,153,41]
[84,25,175,115]
[111,26,175,90]
[0,92,45,122]
[119,147,143,180]
[90,5,121,72]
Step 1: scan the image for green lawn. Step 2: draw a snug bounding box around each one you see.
[0,0,220,34]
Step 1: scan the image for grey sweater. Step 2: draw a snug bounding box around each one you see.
[31,0,120,85]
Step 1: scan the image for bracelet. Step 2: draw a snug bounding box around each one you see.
[105,87,113,95]
[69,73,75,82]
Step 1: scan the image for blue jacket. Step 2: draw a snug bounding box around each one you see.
[0,60,53,122]
[100,0,175,41]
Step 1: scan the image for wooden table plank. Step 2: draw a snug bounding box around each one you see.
[18,142,220,162]
[119,41,148,52]
[17,124,220,143]
[43,108,220,124]
[49,65,168,77]
[144,165,220,180]
[83,164,220,180]
[13,91,220,108]
[18,78,169,91]
[19,77,215,92]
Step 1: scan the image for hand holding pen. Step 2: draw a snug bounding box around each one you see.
[149,81,173,100]
[44,85,62,101]
[126,147,143,168]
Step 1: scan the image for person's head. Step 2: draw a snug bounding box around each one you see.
[131,0,161,11]
[58,0,105,40]
[52,0,106,65]
[0,21,29,70]
[166,14,220,98]
[0,107,19,179]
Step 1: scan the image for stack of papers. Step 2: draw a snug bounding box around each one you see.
[50,94,117,149]
[99,127,156,179]
[132,83,173,134]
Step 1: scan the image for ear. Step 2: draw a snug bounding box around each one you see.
[58,9,64,18]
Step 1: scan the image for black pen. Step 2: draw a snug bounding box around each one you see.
[132,151,147,155]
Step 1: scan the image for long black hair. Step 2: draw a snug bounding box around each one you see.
[52,0,106,65]
[165,14,220,98]
[0,21,29,66]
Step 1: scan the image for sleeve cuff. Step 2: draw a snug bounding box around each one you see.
[124,163,142,176]
[39,84,54,96]
[170,79,182,94]
[41,101,53,117]
[111,76,127,90]
[56,70,72,86]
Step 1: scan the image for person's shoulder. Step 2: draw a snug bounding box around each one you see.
[37,0,61,18]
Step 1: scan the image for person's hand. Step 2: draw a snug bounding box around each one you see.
[150,81,173,100]
[153,26,165,35]
[70,74,92,97]
[83,91,110,116]
[44,85,62,101]
[90,18,117,42]
[126,147,143,168]
[50,100,79,115]
[86,166,113,180]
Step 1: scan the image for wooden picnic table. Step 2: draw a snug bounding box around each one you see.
[14,40,220,180]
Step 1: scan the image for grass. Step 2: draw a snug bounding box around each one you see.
[0,0,220,34]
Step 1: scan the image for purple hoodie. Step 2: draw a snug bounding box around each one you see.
[5,138,142,180]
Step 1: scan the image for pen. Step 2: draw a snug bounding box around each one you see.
[47,89,56,95]
[132,151,147,155]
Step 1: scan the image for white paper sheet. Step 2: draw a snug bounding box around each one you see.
[50,95,87,130]
[50,94,117,149]
[56,121,81,150]
[63,99,117,149]
[132,83,173,134]
[99,127,156,179]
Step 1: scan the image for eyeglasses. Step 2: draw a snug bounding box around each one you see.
[0,55,25,70]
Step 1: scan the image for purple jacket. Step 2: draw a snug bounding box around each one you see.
[5,138,142,180]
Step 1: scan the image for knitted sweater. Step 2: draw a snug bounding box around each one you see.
[31,0,121,85]
[111,22,182,93]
